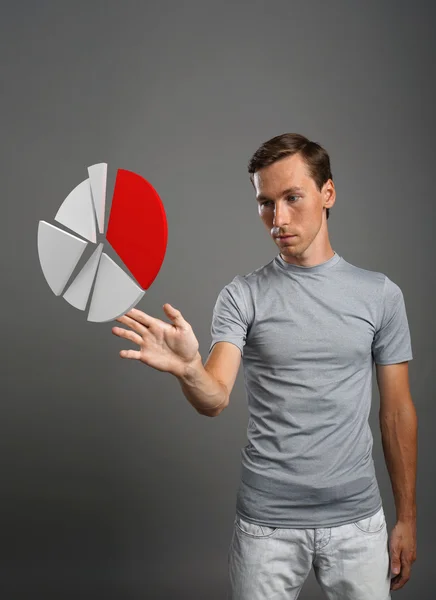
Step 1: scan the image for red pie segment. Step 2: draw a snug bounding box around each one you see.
[106,169,168,289]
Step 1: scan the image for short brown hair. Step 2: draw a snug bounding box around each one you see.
[248,133,333,219]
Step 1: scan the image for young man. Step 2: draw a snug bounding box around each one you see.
[112,133,417,600]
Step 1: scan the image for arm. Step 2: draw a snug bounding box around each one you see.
[112,307,242,418]
[375,361,417,590]
[176,351,229,417]
[177,341,242,417]
[376,361,417,521]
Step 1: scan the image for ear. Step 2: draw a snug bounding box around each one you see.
[323,179,336,209]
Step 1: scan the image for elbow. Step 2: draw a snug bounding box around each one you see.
[197,409,219,418]
[197,397,229,418]
[198,409,219,418]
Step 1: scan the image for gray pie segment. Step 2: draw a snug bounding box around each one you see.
[37,221,88,296]
[63,243,104,310]
[54,178,97,243]
[87,252,145,323]
[87,163,107,235]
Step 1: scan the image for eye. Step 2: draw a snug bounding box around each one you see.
[259,196,299,207]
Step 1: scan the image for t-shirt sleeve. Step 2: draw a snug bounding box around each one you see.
[371,275,413,365]
[208,276,250,356]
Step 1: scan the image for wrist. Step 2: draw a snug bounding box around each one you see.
[177,351,203,381]
[397,513,416,524]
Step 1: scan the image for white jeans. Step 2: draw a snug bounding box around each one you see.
[228,505,391,599]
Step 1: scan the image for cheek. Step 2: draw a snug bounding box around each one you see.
[259,209,272,223]
[300,202,321,223]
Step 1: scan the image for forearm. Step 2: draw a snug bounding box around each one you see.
[176,352,228,417]
[379,401,418,522]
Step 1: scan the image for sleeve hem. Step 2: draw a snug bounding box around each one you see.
[209,338,244,355]
[374,356,413,365]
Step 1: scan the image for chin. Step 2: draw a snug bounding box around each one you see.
[281,242,298,252]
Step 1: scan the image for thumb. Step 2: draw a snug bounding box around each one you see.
[390,550,401,575]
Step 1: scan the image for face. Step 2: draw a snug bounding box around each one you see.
[252,153,335,261]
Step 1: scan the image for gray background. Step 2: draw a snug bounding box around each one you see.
[2,1,434,598]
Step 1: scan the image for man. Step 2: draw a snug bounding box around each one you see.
[112,133,417,599]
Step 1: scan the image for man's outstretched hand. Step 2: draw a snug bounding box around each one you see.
[112,304,201,378]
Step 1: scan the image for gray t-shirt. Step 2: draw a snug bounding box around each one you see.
[208,251,413,528]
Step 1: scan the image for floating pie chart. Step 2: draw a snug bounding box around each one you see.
[37,163,168,322]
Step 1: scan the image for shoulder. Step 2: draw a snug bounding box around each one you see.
[338,256,386,286]
[337,258,408,306]
[220,257,276,295]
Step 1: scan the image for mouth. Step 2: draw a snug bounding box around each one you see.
[275,235,296,241]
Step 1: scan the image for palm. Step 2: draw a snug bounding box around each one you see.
[112,305,200,376]
[139,319,198,372]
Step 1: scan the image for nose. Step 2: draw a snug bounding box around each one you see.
[272,202,290,228]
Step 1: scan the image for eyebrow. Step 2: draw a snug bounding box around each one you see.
[256,186,304,201]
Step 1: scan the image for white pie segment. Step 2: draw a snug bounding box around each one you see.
[37,221,88,296]
[87,163,107,234]
[63,243,104,310]
[87,252,145,322]
[54,178,97,242]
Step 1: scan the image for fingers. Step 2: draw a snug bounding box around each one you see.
[113,309,153,362]
[163,303,188,328]
[391,571,410,590]
[113,305,177,363]
[117,305,185,332]
[390,554,412,590]
[112,326,143,347]
[112,327,142,360]
[123,307,154,328]
[119,349,142,360]
[116,313,148,337]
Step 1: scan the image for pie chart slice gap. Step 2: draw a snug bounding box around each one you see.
[37,221,88,296]
[55,178,97,243]
[63,243,104,310]
[106,169,168,289]
[87,163,107,234]
[87,252,145,323]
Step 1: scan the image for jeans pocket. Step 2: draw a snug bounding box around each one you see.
[235,514,279,538]
[352,506,386,534]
